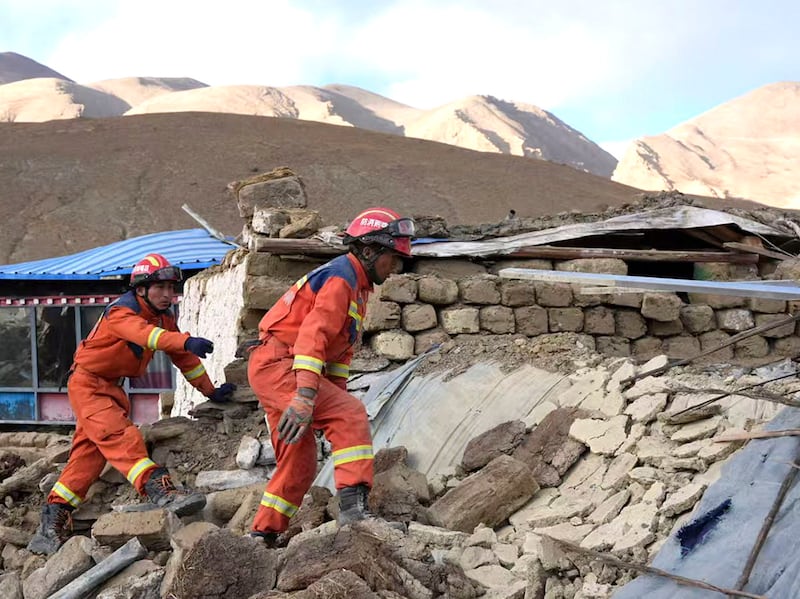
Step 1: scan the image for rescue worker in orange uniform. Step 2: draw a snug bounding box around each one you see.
[247,207,415,545]
[28,253,236,555]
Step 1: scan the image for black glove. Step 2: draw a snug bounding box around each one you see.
[208,383,236,403]
[184,336,214,358]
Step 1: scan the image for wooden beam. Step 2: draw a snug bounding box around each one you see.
[723,242,791,261]
[507,246,758,263]
[251,237,346,255]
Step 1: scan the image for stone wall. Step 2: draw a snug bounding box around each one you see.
[361,256,800,365]
[175,249,800,414]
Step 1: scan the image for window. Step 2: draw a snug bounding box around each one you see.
[0,300,176,423]
[36,306,77,388]
[0,308,32,387]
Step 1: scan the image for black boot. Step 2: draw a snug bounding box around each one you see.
[337,484,375,526]
[247,531,280,548]
[143,467,206,517]
[27,503,74,556]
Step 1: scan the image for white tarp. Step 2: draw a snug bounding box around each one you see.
[614,407,800,599]
[412,206,787,258]
[313,360,572,491]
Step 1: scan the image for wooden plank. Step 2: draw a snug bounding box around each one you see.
[497,268,800,300]
[251,237,346,255]
[507,246,758,263]
[704,224,744,243]
[723,242,791,261]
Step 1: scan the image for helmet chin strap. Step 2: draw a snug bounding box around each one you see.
[354,245,387,285]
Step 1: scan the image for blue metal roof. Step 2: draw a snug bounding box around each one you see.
[0,229,236,280]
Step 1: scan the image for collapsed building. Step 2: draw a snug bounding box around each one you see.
[2,168,800,598]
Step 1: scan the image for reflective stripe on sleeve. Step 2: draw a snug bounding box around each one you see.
[294,275,308,290]
[52,481,82,508]
[127,457,157,485]
[326,362,350,378]
[293,355,324,374]
[182,363,206,381]
[348,301,362,332]
[147,327,166,350]
[260,492,299,518]
[332,444,374,466]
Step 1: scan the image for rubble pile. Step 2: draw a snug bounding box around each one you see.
[0,345,795,598]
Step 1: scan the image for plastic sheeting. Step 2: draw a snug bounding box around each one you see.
[412,206,787,258]
[614,407,800,599]
[313,359,571,491]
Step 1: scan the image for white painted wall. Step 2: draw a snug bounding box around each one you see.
[174,249,248,415]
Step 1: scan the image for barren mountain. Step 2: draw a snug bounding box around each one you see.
[404,95,617,176]
[0,51,71,84]
[0,52,616,177]
[87,77,208,109]
[0,78,130,121]
[0,112,642,265]
[612,82,800,209]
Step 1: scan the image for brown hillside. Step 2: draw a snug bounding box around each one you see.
[5,111,767,266]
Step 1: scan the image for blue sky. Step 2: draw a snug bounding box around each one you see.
[1,0,798,157]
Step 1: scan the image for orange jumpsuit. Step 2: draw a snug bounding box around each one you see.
[249,253,374,533]
[48,291,215,509]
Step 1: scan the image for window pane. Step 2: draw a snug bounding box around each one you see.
[0,308,32,387]
[80,306,105,339]
[130,351,173,390]
[36,306,77,388]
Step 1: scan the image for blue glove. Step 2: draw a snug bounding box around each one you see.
[184,336,214,358]
[208,383,236,403]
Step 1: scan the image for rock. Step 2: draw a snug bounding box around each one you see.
[430,455,539,533]
[163,529,277,599]
[569,416,629,455]
[462,420,527,472]
[513,408,588,488]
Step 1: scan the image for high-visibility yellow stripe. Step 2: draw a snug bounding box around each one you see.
[326,362,350,378]
[260,492,299,518]
[293,355,323,374]
[52,482,82,508]
[182,363,206,381]
[294,275,308,290]
[332,444,374,466]
[127,458,157,485]
[147,327,165,350]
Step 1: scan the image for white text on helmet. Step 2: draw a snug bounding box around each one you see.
[360,217,389,229]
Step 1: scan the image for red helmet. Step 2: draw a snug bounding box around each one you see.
[130,253,183,287]
[344,207,415,256]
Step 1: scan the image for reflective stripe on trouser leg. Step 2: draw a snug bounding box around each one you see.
[49,481,83,508]
[61,369,154,495]
[312,377,375,490]
[249,353,319,533]
[127,458,157,486]
[47,421,106,506]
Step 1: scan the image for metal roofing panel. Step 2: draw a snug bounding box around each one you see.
[0,229,235,280]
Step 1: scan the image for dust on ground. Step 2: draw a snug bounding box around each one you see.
[414,332,604,380]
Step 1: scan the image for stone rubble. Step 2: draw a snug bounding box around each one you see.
[2,349,788,597]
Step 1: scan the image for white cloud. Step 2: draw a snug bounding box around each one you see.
[6,0,798,142]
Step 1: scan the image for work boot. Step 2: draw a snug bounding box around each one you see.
[247,531,280,548]
[27,503,74,556]
[337,484,375,526]
[143,467,206,517]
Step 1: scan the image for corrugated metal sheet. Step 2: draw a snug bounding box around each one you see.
[0,229,236,280]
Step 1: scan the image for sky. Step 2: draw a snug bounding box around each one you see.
[1,0,798,157]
